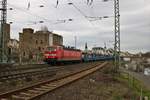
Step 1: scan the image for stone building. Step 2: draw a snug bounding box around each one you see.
[7,39,19,62]
[19,28,63,62]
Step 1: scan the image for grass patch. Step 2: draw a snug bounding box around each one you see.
[116,72,150,98]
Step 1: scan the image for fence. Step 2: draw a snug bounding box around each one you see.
[120,72,150,100]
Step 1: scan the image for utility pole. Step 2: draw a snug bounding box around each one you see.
[74,36,77,49]
[114,0,120,72]
[0,0,7,63]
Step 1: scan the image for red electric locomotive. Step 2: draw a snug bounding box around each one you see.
[44,45,82,64]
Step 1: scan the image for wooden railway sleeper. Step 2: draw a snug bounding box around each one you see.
[34,87,49,91]
[40,85,52,89]
[27,90,42,94]
[17,95,30,99]
[12,94,30,100]
[45,84,57,87]
[20,92,32,96]
[1,98,9,100]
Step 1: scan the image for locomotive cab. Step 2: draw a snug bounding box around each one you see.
[47,46,57,51]
[44,46,58,64]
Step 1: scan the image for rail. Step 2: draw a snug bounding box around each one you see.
[0,67,58,82]
[0,62,108,100]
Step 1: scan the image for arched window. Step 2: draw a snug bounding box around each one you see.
[23,52,26,56]
[38,47,41,51]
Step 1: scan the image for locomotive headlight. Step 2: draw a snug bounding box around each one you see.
[52,54,56,56]
[49,54,56,56]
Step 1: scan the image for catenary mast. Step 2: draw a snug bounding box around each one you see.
[114,0,120,72]
[0,0,7,63]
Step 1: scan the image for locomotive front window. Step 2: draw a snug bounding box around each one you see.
[47,47,56,51]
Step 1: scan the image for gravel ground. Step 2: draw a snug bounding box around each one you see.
[38,63,138,100]
[0,62,101,94]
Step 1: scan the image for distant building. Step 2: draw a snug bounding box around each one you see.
[92,47,114,55]
[19,28,63,62]
[92,47,105,55]
[7,39,19,62]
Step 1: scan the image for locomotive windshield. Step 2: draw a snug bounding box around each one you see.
[47,47,56,51]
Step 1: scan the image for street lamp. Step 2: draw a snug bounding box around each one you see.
[74,36,77,49]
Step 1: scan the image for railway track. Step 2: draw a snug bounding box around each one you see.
[0,62,102,92]
[0,64,51,77]
[0,62,102,83]
[0,66,58,82]
[0,62,108,100]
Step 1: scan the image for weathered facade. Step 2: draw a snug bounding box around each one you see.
[4,24,10,55]
[7,39,19,62]
[19,28,63,62]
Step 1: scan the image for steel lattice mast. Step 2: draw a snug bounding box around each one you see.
[114,0,120,72]
[0,0,7,63]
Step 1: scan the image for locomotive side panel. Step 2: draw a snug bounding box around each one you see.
[58,49,82,61]
[56,46,63,60]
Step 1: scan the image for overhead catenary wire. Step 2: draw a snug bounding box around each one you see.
[67,0,104,33]
[27,2,30,10]
[7,3,73,25]
[8,3,53,22]
[8,0,112,23]
[67,0,94,24]
[87,0,93,6]
[55,0,59,8]
[7,0,113,27]
[67,0,111,29]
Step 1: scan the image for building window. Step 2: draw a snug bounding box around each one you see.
[8,48,11,55]
[38,47,41,51]
[41,40,43,44]
[36,40,38,44]
[23,52,26,56]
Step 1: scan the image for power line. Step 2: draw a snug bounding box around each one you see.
[8,3,53,23]
[8,0,113,26]
[67,0,98,27]
[8,3,73,25]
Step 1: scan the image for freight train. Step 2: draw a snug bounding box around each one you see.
[43,45,114,65]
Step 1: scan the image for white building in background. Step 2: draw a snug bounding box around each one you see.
[92,47,105,55]
[92,47,114,55]
[147,58,150,64]
[8,39,19,49]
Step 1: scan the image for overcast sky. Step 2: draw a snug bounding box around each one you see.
[6,0,150,53]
